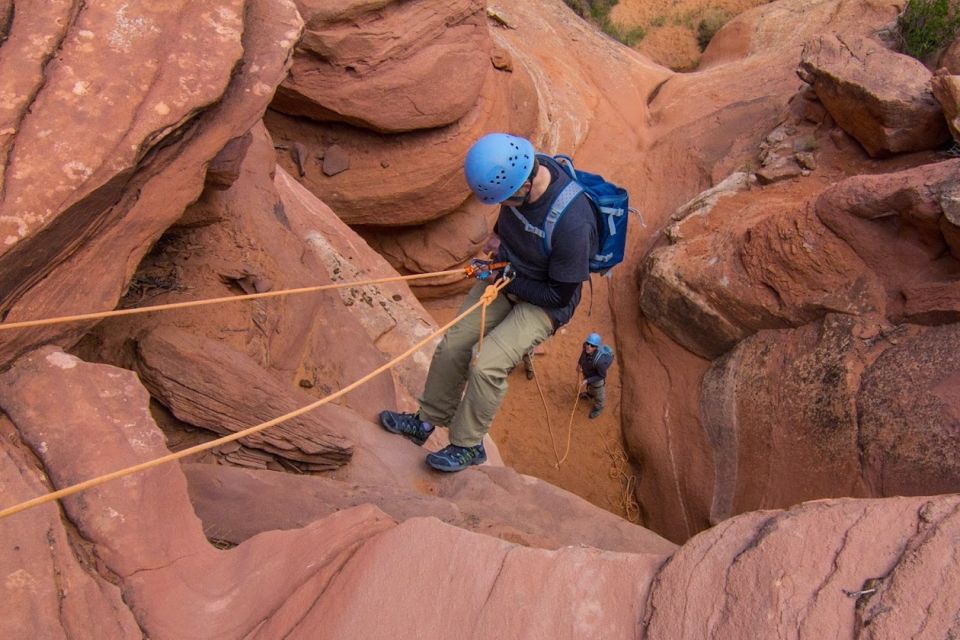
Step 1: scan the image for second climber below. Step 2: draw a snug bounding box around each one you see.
[378,132,599,472]
[578,332,614,419]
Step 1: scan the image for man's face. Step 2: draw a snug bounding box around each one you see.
[502,180,533,207]
[584,343,597,354]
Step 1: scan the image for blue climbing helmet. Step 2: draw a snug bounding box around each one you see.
[585,332,602,347]
[464,133,535,204]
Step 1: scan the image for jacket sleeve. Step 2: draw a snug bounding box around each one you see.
[503,273,579,308]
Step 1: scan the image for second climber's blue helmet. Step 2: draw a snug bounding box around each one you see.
[464,133,535,204]
[585,333,602,347]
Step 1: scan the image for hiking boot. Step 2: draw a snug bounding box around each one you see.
[425,443,487,472]
[379,410,433,446]
[589,405,603,419]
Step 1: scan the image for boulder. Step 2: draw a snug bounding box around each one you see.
[644,495,960,638]
[798,34,951,157]
[273,0,490,132]
[932,68,960,144]
[641,188,884,359]
[700,314,873,523]
[266,56,538,226]
[815,158,960,321]
[858,323,960,496]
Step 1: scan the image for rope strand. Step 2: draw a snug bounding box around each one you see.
[555,374,581,468]
[0,269,467,331]
[0,274,509,520]
[529,356,562,466]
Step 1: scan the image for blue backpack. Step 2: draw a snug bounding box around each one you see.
[509,154,634,275]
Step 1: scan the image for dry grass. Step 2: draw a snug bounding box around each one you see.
[610,0,771,70]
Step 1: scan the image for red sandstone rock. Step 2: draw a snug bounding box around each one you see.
[1,0,960,635]
[932,69,960,144]
[815,158,960,321]
[799,34,951,157]
[266,58,537,226]
[858,324,960,496]
[273,0,490,133]
[2,347,954,638]
[205,132,254,190]
[80,123,439,422]
[0,0,303,369]
[183,461,677,554]
[641,188,884,359]
[134,326,355,471]
[0,417,141,640]
[700,314,873,523]
[645,495,960,638]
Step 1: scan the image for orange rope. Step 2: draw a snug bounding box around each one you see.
[555,374,582,468]
[473,283,502,358]
[0,269,467,331]
[0,275,510,520]
[530,357,562,466]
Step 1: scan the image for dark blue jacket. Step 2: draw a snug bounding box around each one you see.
[579,344,613,385]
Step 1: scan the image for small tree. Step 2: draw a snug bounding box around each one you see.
[897,0,960,61]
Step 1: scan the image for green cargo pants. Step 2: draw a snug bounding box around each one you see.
[418,282,554,447]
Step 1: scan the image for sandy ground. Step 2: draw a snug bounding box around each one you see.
[423,274,640,523]
[610,0,769,70]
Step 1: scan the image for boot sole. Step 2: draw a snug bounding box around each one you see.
[425,454,487,472]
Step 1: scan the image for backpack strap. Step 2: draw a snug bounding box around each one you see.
[593,345,614,367]
[543,181,583,254]
[509,206,545,240]
[509,180,583,256]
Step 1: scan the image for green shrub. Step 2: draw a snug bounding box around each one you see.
[561,0,647,46]
[561,0,619,19]
[897,0,960,60]
[604,22,646,46]
[697,8,733,51]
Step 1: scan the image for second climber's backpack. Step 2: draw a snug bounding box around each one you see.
[509,154,634,275]
[596,344,615,367]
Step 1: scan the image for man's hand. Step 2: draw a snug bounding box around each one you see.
[482,233,500,258]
